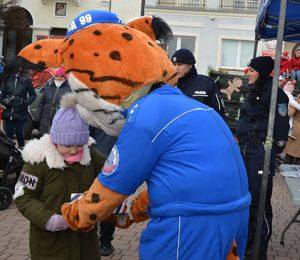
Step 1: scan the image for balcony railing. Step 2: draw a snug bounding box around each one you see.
[156,0,206,8]
[220,0,259,10]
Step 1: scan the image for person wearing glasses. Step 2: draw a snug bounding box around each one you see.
[35,67,71,135]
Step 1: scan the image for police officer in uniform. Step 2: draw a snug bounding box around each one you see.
[237,56,289,260]
[171,48,225,117]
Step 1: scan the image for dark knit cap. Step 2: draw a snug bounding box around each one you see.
[248,56,274,78]
[171,48,196,65]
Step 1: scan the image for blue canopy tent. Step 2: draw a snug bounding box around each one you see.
[251,1,300,259]
[256,0,300,43]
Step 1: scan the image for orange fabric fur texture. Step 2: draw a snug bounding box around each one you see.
[127,16,156,41]
[59,24,175,105]
[18,39,63,69]
[18,18,176,106]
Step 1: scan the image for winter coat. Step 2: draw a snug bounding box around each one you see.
[14,134,106,260]
[35,79,71,135]
[280,58,290,75]
[289,56,300,71]
[237,78,289,155]
[176,66,225,117]
[0,74,36,121]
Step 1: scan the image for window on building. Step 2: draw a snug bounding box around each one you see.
[221,0,259,9]
[50,28,67,36]
[157,0,206,7]
[167,36,196,57]
[236,0,259,9]
[221,39,254,68]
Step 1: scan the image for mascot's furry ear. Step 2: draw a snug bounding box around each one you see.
[127,16,173,45]
[18,39,64,69]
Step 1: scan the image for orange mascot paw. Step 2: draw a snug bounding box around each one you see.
[61,178,126,231]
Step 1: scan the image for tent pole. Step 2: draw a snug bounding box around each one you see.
[141,0,145,16]
[252,0,287,259]
[253,36,258,58]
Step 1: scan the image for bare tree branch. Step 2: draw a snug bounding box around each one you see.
[0,0,26,30]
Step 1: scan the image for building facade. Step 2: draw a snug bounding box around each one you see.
[0,0,143,62]
[145,0,260,74]
[1,0,297,75]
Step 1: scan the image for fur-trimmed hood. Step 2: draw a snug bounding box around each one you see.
[22,134,96,169]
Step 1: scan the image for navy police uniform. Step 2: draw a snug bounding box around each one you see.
[237,78,289,257]
[171,49,225,118]
[177,66,225,117]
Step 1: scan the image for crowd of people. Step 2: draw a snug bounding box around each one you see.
[280,47,300,80]
[0,38,299,259]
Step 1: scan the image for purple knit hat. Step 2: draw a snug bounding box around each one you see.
[50,94,89,145]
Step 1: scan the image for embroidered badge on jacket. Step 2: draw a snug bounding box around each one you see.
[278,103,288,117]
[193,90,208,97]
[18,171,38,190]
[276,140,287,147]
[102,145,120,175]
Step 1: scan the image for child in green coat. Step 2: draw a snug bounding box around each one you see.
[14,93,106,260]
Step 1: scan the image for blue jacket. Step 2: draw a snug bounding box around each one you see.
[99,85,250,259]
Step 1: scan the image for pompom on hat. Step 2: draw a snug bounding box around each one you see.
[248,56,274,78]
[171,48,196,65]
[55,66,66,78]
[281,51,289,58]
[50,93,89,146]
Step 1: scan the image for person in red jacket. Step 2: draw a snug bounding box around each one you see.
[280,51,290,78]
[290,47,300,81]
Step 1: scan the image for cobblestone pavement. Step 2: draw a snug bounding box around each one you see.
[0,173,299,260]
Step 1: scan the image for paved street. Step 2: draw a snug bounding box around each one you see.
[0,173,300,260]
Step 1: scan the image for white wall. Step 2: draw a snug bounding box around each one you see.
[111,0,143,22]
[17,0,143,40]
[145,8,256,74]
[1,0,258,72]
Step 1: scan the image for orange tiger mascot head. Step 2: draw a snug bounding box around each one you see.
[18,10,177,136]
